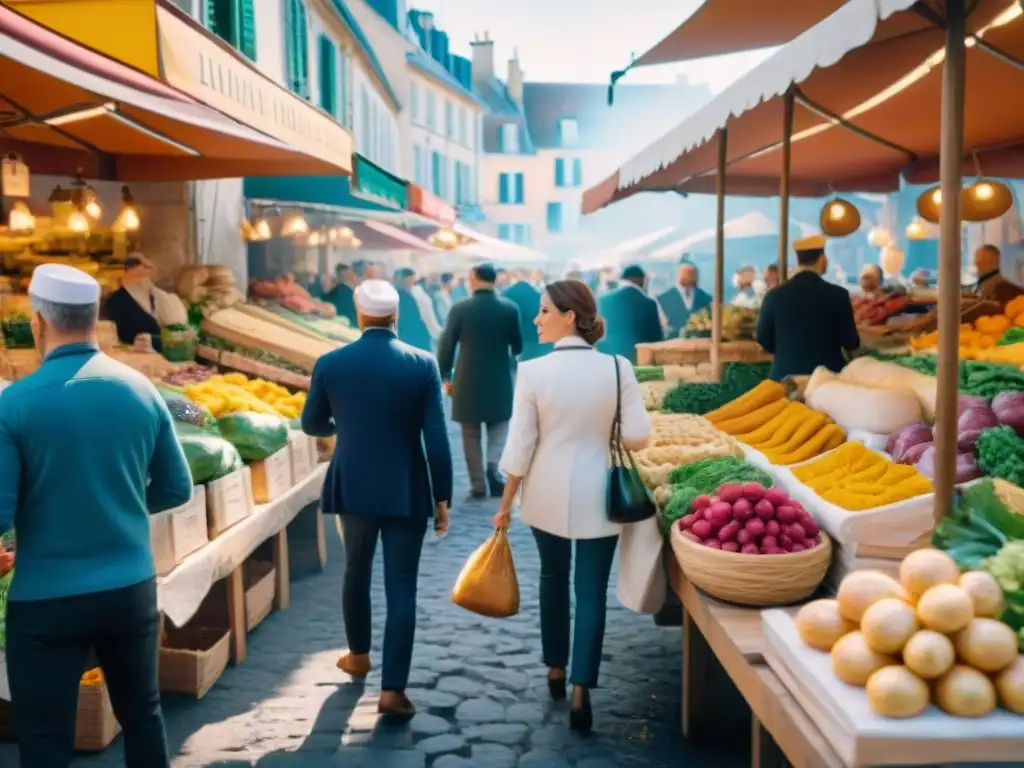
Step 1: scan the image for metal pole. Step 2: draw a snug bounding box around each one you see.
[711,127,728,382]
[779,89,795,281]
[933,0,966,524]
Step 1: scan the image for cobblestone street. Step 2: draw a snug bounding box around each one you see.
[2,423,745,768]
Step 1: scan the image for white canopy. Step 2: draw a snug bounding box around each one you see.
[648,211,818,260]
[451,223,551,264]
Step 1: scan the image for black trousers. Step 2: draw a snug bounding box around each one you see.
[6,578,169,768]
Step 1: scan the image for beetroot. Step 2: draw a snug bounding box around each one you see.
[776,505,798,524]
[736,529,752,545]
[691,495,713,512]
[754,499,775,520]
[788,522,807,541]
[680,514,699,530]
[763,487,789,507]
[717,484,744,504]
[703,539,722,550]
[740,543,760,555]
[891,423,933,462]
[741,482,766,501]
[717,521,741,542]
[691,520,712,540]
[765,520,781,537]
[721,541,740,553]
[744,518,765,538]
[707,502,732,528]
[958,393,989,415]
[958,406,999,434]
[732,498,754,521]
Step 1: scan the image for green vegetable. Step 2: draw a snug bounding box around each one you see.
[887,355,1024,398]
[158,387,218,431]
[659,362,771,416]
[983,540,1024,650]
[660,457,773,533]
[932,480,1024,569]
[173,423,242,484]
[998,327,1024,346]
[633,366,664,383]
[976,426,1024,487]
[217,412,289,462]
[1,313,34,349]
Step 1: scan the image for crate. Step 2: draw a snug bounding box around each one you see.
[244,560,276,632]
[635,338,770,367]
[75,677,120,751]
[288,431,315,482]
[207,467,254,538]
[149,511,175,577]
[171,488,209,562]
[249,447,293,504]
[158,626,230,699]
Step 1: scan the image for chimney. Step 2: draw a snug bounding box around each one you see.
[470,31,493,84]
[419,11,434,55]
[507,49,523,102]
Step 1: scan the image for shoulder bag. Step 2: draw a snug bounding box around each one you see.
[606,354,656,524]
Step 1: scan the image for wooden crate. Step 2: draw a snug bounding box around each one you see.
[244,560,276,632]
[159,626,230,699]
[75,677,120,751]
[249,447,293,504]
[635,338,770,367]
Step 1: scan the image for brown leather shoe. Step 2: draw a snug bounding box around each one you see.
[378,691,416,721]
[336,651,371,679]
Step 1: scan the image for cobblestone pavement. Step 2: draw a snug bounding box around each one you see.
[3,422,746,768]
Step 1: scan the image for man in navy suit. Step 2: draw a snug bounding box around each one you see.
[656,255,712,338]
[301,280,453,721]
[502,270,550,361]
[598,264,664,363]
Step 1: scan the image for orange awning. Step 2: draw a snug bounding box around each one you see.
[632,0,845,68]
[584,0,1024,213]
[0,5,350,181]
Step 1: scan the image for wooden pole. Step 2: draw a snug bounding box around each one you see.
[711,127,728,382]
[933,0,966,524]
[778,89,795,282]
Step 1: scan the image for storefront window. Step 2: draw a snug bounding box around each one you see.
[204,0,257,61]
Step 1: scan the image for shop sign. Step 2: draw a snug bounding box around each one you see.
[407,184,456,226]
[157,7,352,174]
[352,155,407,211]
[1,154,30,198]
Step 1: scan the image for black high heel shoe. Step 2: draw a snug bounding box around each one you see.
[569,686,592,735]
[547,668,566,701]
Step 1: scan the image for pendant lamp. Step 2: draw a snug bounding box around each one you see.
[819,198,861,237]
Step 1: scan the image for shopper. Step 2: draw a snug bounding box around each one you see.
[756,235,860,380]
[302,279,452,720]
[393,267,434,352]
[656,256,712,338]
[327,263,359,327]
[437,264,523,499]
[597,264,663,363]
[433,272,455,324]
[0,264,193,768]
[493,279,651,735]
[503,269,550,361]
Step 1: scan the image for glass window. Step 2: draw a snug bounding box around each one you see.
[554,158,565,187]
[458,106,467,145]
[205,0,257,61]
[338,50,351,128]
[360,86,370,155]
[426,90,436,129]
[559,118,578,145]
[498,224,511,241]
[546,202,563,233]
[317,35,336,117]
[284,0,309,99]
[500,123,519,153]
[445,100,454,138]
[572,157,582,187]
[432,152,443,196]
[498,172,510,204]
[513,173,524,204]
[413,145,424,186]
[410,81,420,123]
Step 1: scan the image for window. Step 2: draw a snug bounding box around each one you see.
[359,86,370,155]
[458,107,467,145]
[284,0,309,98]
[559,118,578,145]
[204,0,257,61]
[513,172,524,204]
[498,224,511,241]
[317,35,336,117]
[410,81,420,123]
[453,160,463,204]
[431,151,443,197]
[338,50,351,128]
[546,202,563,233]
[462,163,473,204]
[555,158,565,187]
[498,172,524,204]
[445,100,454,138]
[413,145,425,186]
[426,90,436,129]
[572,157,583,187]
[500,122,519,153]
[515,224,532,245]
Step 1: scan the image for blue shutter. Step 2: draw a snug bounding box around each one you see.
[318,36,336,116]
[546,202,562,233]
[498,173,508,204]
[237,0,256,60]
[514,173,524,204]
[498,224,511,241]
[286,0,309,99]
[572,158,582,187]
[555,158,565,187]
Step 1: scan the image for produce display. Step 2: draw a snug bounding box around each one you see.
[661,362,771,415]
[657,457,773,533]
[885,354,1024,400]
[804,366,922,435]
[791,442,932,511]
[217,412,289,462]
[175,265,245,317]
[640,381,675,411]
[683,307,757,340]
[202,307,337,372]
[912,300,1024,353]
[162,363,217,388]
[250,275,335,317]
[1,312,33,349]
[794,548,1023,719]
[852,293,911,326]
[237,303,359,344]
[838,356,938,419]
[0,532,12,649]
[634,413,743,489]
[181,373,306,420]
[199,333,311,377]
[175,423,244,484]
[707,380,847,465]
[159,386,219,431]
[676,482,825,555]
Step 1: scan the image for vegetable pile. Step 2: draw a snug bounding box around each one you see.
[182,372,306,420]
[677,482,823,555]
[174,423,244,484]
[633,413,743,489]
[796,548,1024,719]
[661,362,771,415]
[0,532,12,649]
[658,457,772,533]
[853,293,910,326]
[888,355,1024,399]
[218,412,290,462]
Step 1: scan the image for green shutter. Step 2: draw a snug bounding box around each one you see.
[237,0,257,61]
[286,0,310,99]
[318,36,337,116]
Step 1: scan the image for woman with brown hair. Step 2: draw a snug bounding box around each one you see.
[493,279,651,735]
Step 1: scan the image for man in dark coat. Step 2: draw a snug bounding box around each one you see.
[756,235,860,381]
[502,270,550,361]
[598,264,664,363]
[327,263,358,327]
[393,268,433,352]
[301,279,452,721]
[657,255,712,338]
[437,264,523,499]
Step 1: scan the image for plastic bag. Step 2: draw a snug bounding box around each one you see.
[174,423,243,484]
[452,528,519,618]
[217,412,289,462]
[158,386,218,431]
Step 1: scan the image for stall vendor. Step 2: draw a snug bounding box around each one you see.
[656,255,712,338]
[756,235,860,381]
[103,255,188,352]
[971,244,1024,308]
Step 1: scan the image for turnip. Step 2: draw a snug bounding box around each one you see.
[761,535,778,550]
[691,495,713,512]
[764,487,789,507]
[780,534,794,550]
[717,484,744,504]
[788,522,807,541]
[679,514,698,530]
[732,498,754,521]
[703,539,722,550]
[736,529,752,546]
[765,520,781,537]
[741,482,766,501]
[718,521,741,542]
[741,543,760,555]
[691,519,713,539]
[754,499,775,520]
[744,518,766,538]
[776,505,798,524]
[721,541,740,553]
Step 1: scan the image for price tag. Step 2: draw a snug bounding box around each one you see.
[1,154,30,198]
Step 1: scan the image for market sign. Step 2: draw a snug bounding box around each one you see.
[352,155,407,211]
[407,184,456,227]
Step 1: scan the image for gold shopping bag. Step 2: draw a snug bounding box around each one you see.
[451,528,520,618]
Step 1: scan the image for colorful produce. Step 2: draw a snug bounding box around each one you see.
[238,304,358,344]
[795,599,856,651]
[684,307,757,340]
[993,391,1024,436]
[661,362,771,415]
[705,380,785,424]
[804,372,922,435]
[861,598,920,654]
[634,365,665,383]
[932,481,1024,569]
[934,666,997,718]
[836,571,908,623]
[158,386,218,431]
[217,412,290,462]
[162,364,217,387]
[790,441,932,510]
[831,632,893,686]
[898,548,960,601]
[659,457,772,533]
[202,307,337,371]
[976,426,1024,486]
[916,584,974,634]
[903,630,955,679]
[959,571,1005,618]
[865,666,929,718]
[635,414,744,489]
[249,275,336,317]
[0,569,10,649]
[996,657,1024,713]
[998,327,1024,347]
[852,293,911,326]
[840,357,937,419]
[174,423,243,484]
[184,373,306,420]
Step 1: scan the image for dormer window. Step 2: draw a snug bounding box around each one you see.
[501,122,519,153]
[558,118,578,146]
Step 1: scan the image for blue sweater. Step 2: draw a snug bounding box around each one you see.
[0,343,194,602]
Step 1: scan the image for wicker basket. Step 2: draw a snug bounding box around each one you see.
[75,678,120,751]
[244,560,276,632]
[159,626,230,699]
[669,523,832,607]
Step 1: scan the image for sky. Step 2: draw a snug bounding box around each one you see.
[409,0,774,94]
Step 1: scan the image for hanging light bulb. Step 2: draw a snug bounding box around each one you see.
[819,197,861,237]
[114,186,139,231]
[69,168,102,220]
[906,217,928,241]
[8,201,35,234]
[338,226,354,239]
[254,218,271,240]
[867,227,892,248]
[281,213,309,237]
[973,182,994,201]
[828,202,845,220]
[85,198,102,219]
[932,188,942,205]
[68,209,90,234]
[350,236,362,249]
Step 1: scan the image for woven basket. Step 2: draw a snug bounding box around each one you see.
[159,626,230,699]
[669,523,832,607]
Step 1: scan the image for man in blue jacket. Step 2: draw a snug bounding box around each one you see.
[302,279,453,720]
[598,264,664,363]
[394,267,434,352]
[657,255,712,338]
[502,270,550,361]
[0,264,193,768]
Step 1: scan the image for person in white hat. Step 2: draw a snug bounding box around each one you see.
[301,278,453,721]
[0,263,192,768]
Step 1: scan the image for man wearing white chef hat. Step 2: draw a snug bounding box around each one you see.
[0,263,192,767]
[302,278,453,721]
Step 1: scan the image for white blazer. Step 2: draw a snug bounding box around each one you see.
[500,336,652,540]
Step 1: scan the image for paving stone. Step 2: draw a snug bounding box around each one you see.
[506,702,547,724]
[415,732,468,757]
[462,722,529,745]
[517,748,571,768]
[454,697,506,723]
[328,748,426,767]
[409,713,452,736]
[432,757,473,768]
[406,688,461,713]
[436,675,486,697]
[470,741,519,768]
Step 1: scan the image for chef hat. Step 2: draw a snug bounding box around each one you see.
[29,263,101,305]
[355,279,399,317]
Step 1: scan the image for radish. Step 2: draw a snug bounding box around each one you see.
[764,546,785,555]
[740,543,760,555]
[790,542,806,553]
[803,538,819,549]
[691,519,712,540]
[732,498,754,521]
[744,518,766,538]
[703,539,722,550]
[717,521,741,542]
[682,531,700,543]
[765,520,781,537]
[741,482,766,501]
[788,522,807,541]
[779,534,793,550]
[776,505,797,524]
[764,487,789,507]
[754,499,774,520]
[679,514,698,530]
[707,502,732,528]
[717,484,743,504]
[721,541,740,553]
[691,495,713,512]
[736,529,752,546]
[801,517,820,538]
[761,535,778,550]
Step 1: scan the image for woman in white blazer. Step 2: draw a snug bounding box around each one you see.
[493,279,651,735]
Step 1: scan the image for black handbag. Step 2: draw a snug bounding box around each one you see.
[605,355,656,524]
